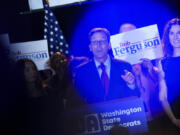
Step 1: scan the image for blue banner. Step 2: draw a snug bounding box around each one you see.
[67,97,148,135]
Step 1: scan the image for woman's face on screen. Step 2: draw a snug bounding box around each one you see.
[169,24,180,49]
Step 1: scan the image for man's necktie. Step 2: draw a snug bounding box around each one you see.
[99,63,109,96]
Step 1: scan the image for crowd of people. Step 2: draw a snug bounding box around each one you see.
[0,18,180,135]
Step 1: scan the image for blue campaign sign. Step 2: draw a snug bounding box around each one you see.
[68,97,148,135]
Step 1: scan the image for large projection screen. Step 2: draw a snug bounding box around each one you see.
[28,0,91,10]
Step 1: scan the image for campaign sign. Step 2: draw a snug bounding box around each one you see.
[67,98,148,135]
[10,40,50,70]
[110,24,163,64]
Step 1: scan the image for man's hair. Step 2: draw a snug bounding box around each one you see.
[162,18,180,57]
[88,27,111,43]
[119,23,136,33]
[16,58,42,90]
[109,123,130,135]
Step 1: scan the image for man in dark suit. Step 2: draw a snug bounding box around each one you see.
[74,28,139,104]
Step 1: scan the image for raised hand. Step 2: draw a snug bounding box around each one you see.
[121,69,135,85]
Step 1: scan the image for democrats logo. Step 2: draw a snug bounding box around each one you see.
[76,113,101,135]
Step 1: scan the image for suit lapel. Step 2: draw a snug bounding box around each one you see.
[109,59,116,93]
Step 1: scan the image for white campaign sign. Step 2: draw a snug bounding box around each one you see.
[110,24,163,65]
[10,40,50,70]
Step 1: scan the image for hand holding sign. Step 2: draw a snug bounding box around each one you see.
[121,69,135,85]
[156,59,167,102]
[140,58,153,71]
[156,59,165,80]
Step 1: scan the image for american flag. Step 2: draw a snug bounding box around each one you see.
[42,0,69,57]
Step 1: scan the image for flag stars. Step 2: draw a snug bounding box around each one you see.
[55,21,58,24]
[50,31,53,35]
[65,50,69,54]
[45,10,48,14]
[50,45,54,48]
[55,27,58,31]
[60,36,63,39]
[44,28,47,32]
[59,42,63,45]
[50,13,53,16]
[45,16,48,20]
[50,38,53,42]
[65,44,69,47]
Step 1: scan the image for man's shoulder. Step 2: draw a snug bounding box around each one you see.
[111,58,132,71]
[75,59,94,72]
[112,58,131,66]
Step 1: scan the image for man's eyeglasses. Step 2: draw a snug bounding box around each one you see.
[90,40,108,46]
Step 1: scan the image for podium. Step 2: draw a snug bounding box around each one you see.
[65,97,148,135]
